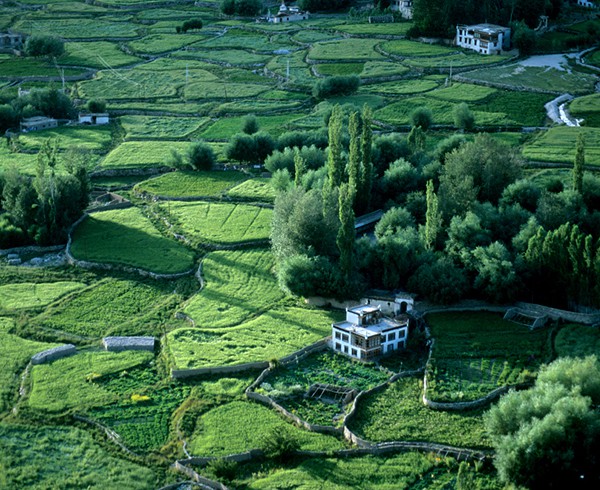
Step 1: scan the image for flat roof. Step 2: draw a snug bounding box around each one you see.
[334,317,408,337]
[347,304,380,316]
[458,23,508,34]
[22,116,57,123]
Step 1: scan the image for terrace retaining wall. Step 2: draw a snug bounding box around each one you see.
[171,361,269,379]
[0,244,65,257]
[515,302,600,325]
[172,461,229,490]
[31,344,77,365]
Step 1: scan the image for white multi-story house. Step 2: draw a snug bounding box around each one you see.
[456,23,511,55]
[577,0,597,8]
[267,1,309,23]
[391,0,413,20]
[332,304,409,361]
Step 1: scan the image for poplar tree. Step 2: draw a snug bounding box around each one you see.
[573,132,585,194]
[325,105,344,189]
[337,182,355,282]
[293,149,306,188]
[347,111,361,201]
[359,104,373,213]
[424,179,441,250]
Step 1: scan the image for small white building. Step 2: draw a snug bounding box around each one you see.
[332,304,409,361]
[577,0,597,8]
[361,293,414,316]
[20,116,58,132]
[0,32,25,52]
[267,1,309,23]
[78,113,109,125]
[390,0,413,20]
[456,23,511,55]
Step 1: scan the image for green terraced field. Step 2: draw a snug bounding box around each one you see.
[70,207,195,274]
[309,39,384,61]
[523,127,600,165]
[120,115,211,140]
[227,178,275,202]
[135,170,246,198]
[168,307,339,368]
[570,93,600,127]
[100,141,190,169]
[12,18,139,39]
[127,33,207,54]
[161,201,272,245]
[188,401,344,456]
[182,249,282,329]
[17,126,113,152]
[200,114,304,140]
[0,281,86,311]
[381,40,456,57]
[61,41,141,68]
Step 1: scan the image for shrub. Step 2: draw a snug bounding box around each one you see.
[242,114,259,135]
[187,141,216,170]
[87,99,106,113]
[312,75,360,100]
[265,145,326,174]
[410,106,433,130]
[453,102,475,131]
[253,131,275,162]
[261,428,300,463]
[277,129,328,151]
[225,133,257,164]
[181,19,203,33]
[25,35,65,58]
[206,458,237,481]
[0,104,17,132]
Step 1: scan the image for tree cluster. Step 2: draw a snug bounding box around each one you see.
[298,0,351,12]
[312,75,360,100]
[0,140,90,247]
[24,35,65,58]
[221,0,262,16]
[176,19,203,33]
[170,141,216,171]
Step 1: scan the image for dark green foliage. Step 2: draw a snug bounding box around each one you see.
[381,158,420,201]
[512,21,536,56]
[486,356,600,490]
[13,88,75,119]
[277,129,328,151]
[573,133,585,194]
[87,99,106,113]
[277,254,341,298]
[24,35,65,58]
[313,75,360,100]
[206,459,238,481]
[253,131,275,162]
[372,133,410,175]
[299,0,351,12]
[336,183,355,282]
[225,133,257,164]
[434,134,466,164]
[181,19,203,33]
[261,428,300,463]
[242,114,259,135]
[374,207,415,239]
[222,0,262,16]
[453,102,475,131]
[408,255,469,304]
[410,106,432,130]
[187,141,216,170]
[500,179,542,213]
[0,104,17,132]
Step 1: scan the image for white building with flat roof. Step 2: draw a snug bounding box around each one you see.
[267,1,309,23]
[332,304,409,361]
[391,0,413,20]
[456,23,510,55]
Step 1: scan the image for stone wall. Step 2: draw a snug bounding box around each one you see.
[31,344,77,365]
[516,302,600,325]
[171,361,269,379]
[0,244,65,257]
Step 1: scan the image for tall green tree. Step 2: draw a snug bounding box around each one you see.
[347,111,361,201]
[325,104,344,189]
[424,179,442,250]
[294,149,306,188]
[337,183,355,282]
[573,132,585,194]
[359,104,374,213]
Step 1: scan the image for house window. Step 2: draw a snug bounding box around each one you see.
[344,346,349,354]
[335,331,341,340]
[342,334,349,343]
[388,332,396,342]
[351,349,357,357]
[335,343,341,351]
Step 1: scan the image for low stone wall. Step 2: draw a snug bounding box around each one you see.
[87,201,134,213]
[171,361,269,379]
[515,302,600,325]
[31,344,77,365]
[0,244,65,257]
[172,461,228,490]
[103,336,155,352]
[422,374,511,411]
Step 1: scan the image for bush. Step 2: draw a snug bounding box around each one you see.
[13,88,75,119]
[182,19,203,32]
[222,0,262,16]
[453,102,475,131]
[25,35,65,58]
[0,104,17,132]
[225,133,257,164]
[187,141,216,170]
[87,99,106,113]
[265,145,326,174]
[253,131,275,162]
[206,458,237,481]
[410,106,433,130]
[312,75,360,100]
[277,129,328,151]
[242,114,259,135]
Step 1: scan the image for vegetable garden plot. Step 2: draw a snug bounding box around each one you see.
[70,207,195,275]
[0,317,58,413]
[361,78,438,95]
[0,424,157,489]
[182,249,282,329]
[347,377,491,449]
[0,56,86,78]
[184,81,270,100]
[30,277,184,338]
[360,60,410,78]
[334,22,413,36]
[135,170,246,198]
[199,30,295,52]
[403,52,510,69]
[188,401,344,457]
[17,126,113,152]
[168,307,338,369]
[173,48,272,65]
[161,201,272,245]
[425,312,551,403]
[381,40,457,57]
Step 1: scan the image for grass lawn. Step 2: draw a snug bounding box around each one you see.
[168,307,340,369]
[29,350,153,412]
[61,41,141,68]
[70,207,195,274]
[182,249,282,329]
[100,141,190,169]
[236,452,501,490]
[347,377,491,449]
[0,281,86,312]
[17,126,113,152]
[522,127,600,166]
[0,424,157,489]
[309,39,384,61]
[188,401,344,457]
[227,178,275,203]
[425,312,551,402]
[555,324,600,358]
[0,317,58,413]
[31,277,186,338]
[120,115,211,140]
[460,63,598,95]
[134,170,246,198]
[162,201,272,245]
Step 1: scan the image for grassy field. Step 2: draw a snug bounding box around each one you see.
[17,126,113,152]
[554,324,600,358]
[161,201,272,245]
[381,40,456,57]
[31,276,186,338]
[99,141,190,169]
[61,41,141,68]
[316,63,364,76]
[0,317,58,413]
[134,170,246,198]
[188,400,344,456]
[13,18,140,38]
[200,114,304,140]
[570,93,600,127]
[168,307,339,369]
[184,81,270,100]
[182,249,282,329]
[425,312,551,402]
[127,33,207,54]
[522,127,600,166]
[361,78,438,95]
[0,55,86,78]
[173,48,273,65]
[334,22,413,36]
[227,178,275,202]
[120,115,211,140]
[70,207,195,274]
[0,281,86,312]
[0,424,158,489]
[29,350,153,412]
[348,377,491,449]
[309,39,384,61]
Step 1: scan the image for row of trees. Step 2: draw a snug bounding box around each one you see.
[0,141,90,247]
